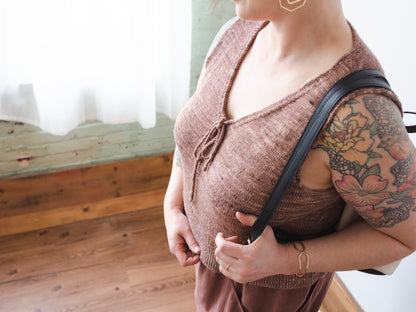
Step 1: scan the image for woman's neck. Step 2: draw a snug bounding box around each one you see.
[255,1,351,64]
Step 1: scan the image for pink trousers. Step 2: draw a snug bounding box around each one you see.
[195,262,334,312]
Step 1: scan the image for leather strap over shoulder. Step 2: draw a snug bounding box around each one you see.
[251,69,393,242]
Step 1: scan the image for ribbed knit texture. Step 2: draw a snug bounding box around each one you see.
[174,19,402,289]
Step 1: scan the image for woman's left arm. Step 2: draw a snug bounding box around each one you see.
[299,94,416,271]
[215,94,416,283]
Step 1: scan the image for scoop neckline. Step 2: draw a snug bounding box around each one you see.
[221,20,359,127]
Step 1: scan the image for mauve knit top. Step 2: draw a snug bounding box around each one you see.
[174,19,401,289]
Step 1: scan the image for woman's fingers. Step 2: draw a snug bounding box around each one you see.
[225,235,240,243]
[182,250,201,266]
[214,212,286,283]
[215,245,238,265]
[235,211,257,226]
[215,232,246,259]
[172,236,200,267]
[183,228,201,254]
[165,210,200,267]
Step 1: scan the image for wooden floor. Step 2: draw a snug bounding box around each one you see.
[0,207,363,312]
[0,207,196,312]
[0,154,362,312]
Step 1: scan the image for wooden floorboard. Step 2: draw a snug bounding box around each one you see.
[0,204,362,312]
[319,274,363,312]
[0,153,362,311]
[0,207,362,312]
[0,208,196,312]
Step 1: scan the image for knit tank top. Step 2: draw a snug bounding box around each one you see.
[174,19,401,289]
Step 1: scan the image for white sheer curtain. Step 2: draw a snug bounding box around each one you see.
[0,0,191,135]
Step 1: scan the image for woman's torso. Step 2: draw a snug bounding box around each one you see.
[174,19,400,289]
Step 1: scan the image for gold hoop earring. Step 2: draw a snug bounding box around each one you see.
[279,0,308,12]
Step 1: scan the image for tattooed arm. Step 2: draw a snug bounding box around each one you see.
[277,95,416,275]
[316,95,416,250]
[284,95,415,274]
[214,96,416,282]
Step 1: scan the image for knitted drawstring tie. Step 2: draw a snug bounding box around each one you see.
[191,117,227,200]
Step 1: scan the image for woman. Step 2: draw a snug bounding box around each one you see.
[164,0,416,311]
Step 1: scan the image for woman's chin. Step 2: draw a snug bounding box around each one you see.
[234,4,271,22]
[235,10,263,21]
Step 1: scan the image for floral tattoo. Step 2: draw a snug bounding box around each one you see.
[315,96,416,228]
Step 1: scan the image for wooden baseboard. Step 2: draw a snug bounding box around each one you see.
[0,153,173,236]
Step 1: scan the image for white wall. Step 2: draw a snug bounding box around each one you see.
[339,1,416,311]
[338,255,416,312]
[342,0,416,111]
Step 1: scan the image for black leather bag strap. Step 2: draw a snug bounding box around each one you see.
[250,68,393,242]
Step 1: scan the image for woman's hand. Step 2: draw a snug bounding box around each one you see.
[214,212,292,284]
[164,207,200,267]
[164,147,200,267]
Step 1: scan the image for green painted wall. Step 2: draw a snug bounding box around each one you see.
[0,1,235,178]
[191,0,236,94]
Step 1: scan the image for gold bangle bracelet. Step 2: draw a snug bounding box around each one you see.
[291,241,310,277]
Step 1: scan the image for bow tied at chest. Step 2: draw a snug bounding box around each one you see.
[194,117,228,172]
[191,117,228,200]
